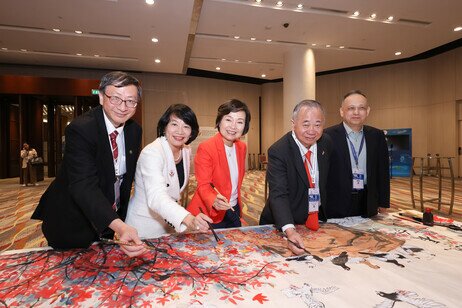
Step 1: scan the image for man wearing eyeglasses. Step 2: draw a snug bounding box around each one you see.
[324,90,390,219]
[32,71,147,257]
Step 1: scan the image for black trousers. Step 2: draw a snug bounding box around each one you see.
[211,204,241,229]
[350,185,368,217]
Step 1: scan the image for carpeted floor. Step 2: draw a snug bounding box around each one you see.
[1,171,461,252]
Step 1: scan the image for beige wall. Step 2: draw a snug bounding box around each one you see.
[2,45,462,175]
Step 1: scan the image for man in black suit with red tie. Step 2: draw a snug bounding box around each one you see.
[324,90,390,218]
[259,100,332,255]
[32,71,147,257]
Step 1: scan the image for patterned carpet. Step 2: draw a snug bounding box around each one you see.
[1,171,461,252]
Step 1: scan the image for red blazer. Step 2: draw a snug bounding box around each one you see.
[187,133,246,224]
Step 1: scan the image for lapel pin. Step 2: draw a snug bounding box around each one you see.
[322,150,325,156]
[169,170,175,177]
[129,150,133,155]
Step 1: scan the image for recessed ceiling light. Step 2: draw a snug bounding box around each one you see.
[248,60,252,63]
[387,16,394,22]
[261,74,266,78]
[266,39,272,42]
[1,47,7,51]
[454,26,462,32]
[94,54,100,57]
[395,51,402,56]
[311,43,317,46]
[146,0,155,5]
[151,37,159,43]
[339,46,345,49]
[326,44,331,48]
[76,53,82,56]
[250,37,256,41]
[75,30,83,34]
[20,49,27,52]
[297,4,303,9]
[155,58,161,63]
[234,36,240,39]
[352,11,360,17]
[255,0,262,3]
[221,58,226,61]
[215,67,221,71]
[370,13,377,19]
[234,60,239,62]
[52,28,60,32]
[276,1,283,7]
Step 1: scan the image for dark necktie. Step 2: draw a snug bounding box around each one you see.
[304,150,319,231]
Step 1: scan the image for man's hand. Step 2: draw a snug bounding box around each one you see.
[285,227,306,255]
[109,219,147,257]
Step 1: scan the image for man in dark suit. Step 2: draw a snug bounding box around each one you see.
[260,100,332,255]
[324,90,390,218]
[32,71,147,257]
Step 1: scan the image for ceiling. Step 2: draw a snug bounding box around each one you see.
[1,0,461,81]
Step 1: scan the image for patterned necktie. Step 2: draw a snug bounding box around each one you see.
[109,131,119,160]
[304,150,319,231]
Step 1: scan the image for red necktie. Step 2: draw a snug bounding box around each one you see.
[304,150,319,231]
[109,131,119,160]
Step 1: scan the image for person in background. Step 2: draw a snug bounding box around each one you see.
[126,104,212,238]
[259,100,332,255]
[324,90,390,218]
[32,71,147,257]
[20,142,38,186]
[187,99,251,229]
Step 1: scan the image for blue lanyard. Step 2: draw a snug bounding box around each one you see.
[346,133,365,167]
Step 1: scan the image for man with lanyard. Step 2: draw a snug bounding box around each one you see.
[260,100,332,255]
[32,71,147,257]
[324,90,390,218]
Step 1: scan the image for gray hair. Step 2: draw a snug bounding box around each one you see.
[292,99,325,120]
[98,71,142,100]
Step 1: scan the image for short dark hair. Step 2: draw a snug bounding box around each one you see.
[99,71,142,101]
[343,90,367,102]
[215,99,251,135]
[157,104,199,145]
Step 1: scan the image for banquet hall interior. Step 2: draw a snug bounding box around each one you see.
[1,0,462,251]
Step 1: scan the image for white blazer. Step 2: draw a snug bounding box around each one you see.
[126,136,191,239]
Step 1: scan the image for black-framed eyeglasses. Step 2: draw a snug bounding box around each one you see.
[104,93,138,108]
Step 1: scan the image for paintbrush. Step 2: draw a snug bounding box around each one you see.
[210,183,234,212]
[100,238,151,249]
[282,234,323,261]
[199,208,221,242]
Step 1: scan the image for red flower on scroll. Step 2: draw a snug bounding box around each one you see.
[252,293,268,304]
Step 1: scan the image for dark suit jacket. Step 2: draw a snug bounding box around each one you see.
[259,132,332,229]
[31,106,142,248]
[324,123,390,218]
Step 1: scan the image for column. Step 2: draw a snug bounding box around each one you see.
[283,48,316,132]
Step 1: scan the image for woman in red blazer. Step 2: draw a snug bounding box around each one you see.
[187,99,251,228]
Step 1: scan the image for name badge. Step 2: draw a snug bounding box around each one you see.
[352,167,364,190]
[308,187,320,213]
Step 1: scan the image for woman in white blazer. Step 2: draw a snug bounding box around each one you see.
[126,104,211,239]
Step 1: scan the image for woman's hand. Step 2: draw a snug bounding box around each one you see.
[212,194,232,211]
[182,213,212,232]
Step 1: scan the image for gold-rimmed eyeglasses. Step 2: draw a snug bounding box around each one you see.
[104,93,138,108]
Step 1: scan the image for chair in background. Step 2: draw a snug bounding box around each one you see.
[258,153,268,170]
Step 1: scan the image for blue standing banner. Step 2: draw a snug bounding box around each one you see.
[383,128,412,177]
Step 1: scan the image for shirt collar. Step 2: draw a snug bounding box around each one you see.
[343,122,363,136]
[102,110,124,135]
[291,131,317,157]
